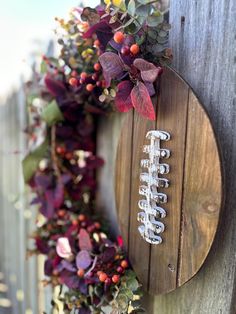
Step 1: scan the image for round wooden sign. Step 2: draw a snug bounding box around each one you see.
[115,67,223,295]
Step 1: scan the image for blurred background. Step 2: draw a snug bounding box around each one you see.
[0,1,98,313]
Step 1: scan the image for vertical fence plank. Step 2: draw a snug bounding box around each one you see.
[153,0,236,313]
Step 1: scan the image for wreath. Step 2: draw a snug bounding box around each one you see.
[23,1,172,313]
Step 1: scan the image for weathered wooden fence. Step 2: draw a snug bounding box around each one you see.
[0,85,53,314]
[97,1,236,313]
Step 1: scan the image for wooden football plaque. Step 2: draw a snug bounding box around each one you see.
[115,67,223,295]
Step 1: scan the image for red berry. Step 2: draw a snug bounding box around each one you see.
[78,214,86,222]
[58,209,66,217]
[87,225,95,233]
[130,44,140,55]
[71,70,78,77]
[69,77,78,87]
[105,277,112,285]
[121,260,129,269]
[80,72,87,80]
[121,46,130,56]
[65,152,73,159]
[112,274,120,284]
[72,219,78,226]
[96,81,102,87]
[94,63,101,71]
[56,146,66,155]
[117,266,124,273]
[92,73,99,81]
[94,222,101,229]
[99,272,108,282]
[77,269,85,277]
[94,39,100,47]
[114,31,125,44]
[86,84,94,92]
[101,80,106,88]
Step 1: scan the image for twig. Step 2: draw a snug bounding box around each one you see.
[51,125,61,179]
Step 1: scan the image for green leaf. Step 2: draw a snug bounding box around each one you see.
[127,0,136,16]
[119,287,133,300]
[116,294,128,311]
[40,60,47,74]
[41,100,64,126]
[126,277,140,292]
[22,139,48,183]
[147,14,164,27]
[135,4,151,17]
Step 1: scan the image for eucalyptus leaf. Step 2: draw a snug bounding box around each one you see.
[158,29,168,37]
[116,294,128,310]
[126,277,140,291]
[41,100,64,126]
[157,36,168,44]
[22,139,48,183]
[127,0,136,16]
[147,14,164,27]
[135,4,151,17]
[119,287,133,300]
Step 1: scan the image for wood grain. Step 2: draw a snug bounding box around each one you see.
[115,112,134,248]
[149,68,189,294]
[115,67,222,295]
[178,90,222,286]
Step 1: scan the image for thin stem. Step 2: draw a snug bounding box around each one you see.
[51,125,61,179]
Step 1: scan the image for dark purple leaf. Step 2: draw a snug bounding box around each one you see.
[34,174,52,189]
[100,247,116,263]
[133,59,161,83]
[35,237,49,254]
[115,80,133,112]
[61,173,72,185]
[99,52,125,87]
[53,181,64,208]
[78,279,88,295]
[131,82,156,120]
[144,82,156,97]
[79,308,91,314]
[61,260,77,272]
[83,21,113,50]
[78,229,92,251]
[60,270,80,289]
[44,75,66,97]
[43,190,55,218]
[44,259,53,276]
[76,250,92,269]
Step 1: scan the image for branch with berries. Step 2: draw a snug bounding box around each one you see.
[23,1,171,313]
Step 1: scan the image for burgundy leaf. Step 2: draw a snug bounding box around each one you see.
[60,270,80,289]
[76,250,92,269]
[53,181,64,208]
[131,82,156,120]
[115,80,133,112]
[44,259,53,276]
[44,75,66,97]
[100,247,116,263]
[99,52,125,87]
[41,190,55,218]
[144,82,156,97]
[78,229,92,251]
[61,260,77,272]
[83,21,113,50]
[133,59,162,83]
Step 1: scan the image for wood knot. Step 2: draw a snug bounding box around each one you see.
[206,204,218,213]
[168,264,175,272]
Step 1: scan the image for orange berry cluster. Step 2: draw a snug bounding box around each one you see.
[96,259,129,285]
[113,31,140,56]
